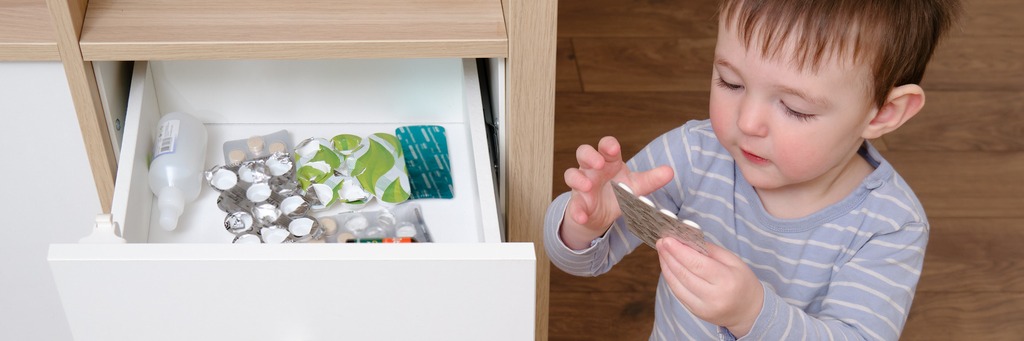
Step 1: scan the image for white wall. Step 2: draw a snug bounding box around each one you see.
[0,62,99,341]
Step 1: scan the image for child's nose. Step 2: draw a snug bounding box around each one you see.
[736,100,769,137]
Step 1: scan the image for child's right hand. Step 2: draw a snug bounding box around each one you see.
[560,136,673,250]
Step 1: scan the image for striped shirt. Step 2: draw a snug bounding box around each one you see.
[545,120,927,340]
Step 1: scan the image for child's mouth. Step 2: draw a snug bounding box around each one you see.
[742,150,769,164]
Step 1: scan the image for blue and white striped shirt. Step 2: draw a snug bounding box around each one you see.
[545,120,927,340]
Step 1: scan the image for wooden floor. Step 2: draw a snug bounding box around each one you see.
[548,0,1024,339]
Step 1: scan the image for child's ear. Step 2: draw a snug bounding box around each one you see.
[862,84,926,139]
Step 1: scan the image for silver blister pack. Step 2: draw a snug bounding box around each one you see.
[610,181,708,255]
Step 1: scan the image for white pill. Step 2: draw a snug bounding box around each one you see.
[395,222,417,238]
[228,150,247,165]
[616,182,634,194]
[288,217,315,237]
[247,136,265,155]
[659,209,677,219]
[638,196,655,208]
[335,231,355,243]
[269,141,287,154]
[261,226,290,244]
[311,183,335,205]
[233,234,262,244]
[682,219,701,230]
[210,168,238,191]
[319,218,338,235]
[246,183,272,203]
[279,196,306,215]
[295,139,322,158]
[344,215,369,232]
[266,157,292,176]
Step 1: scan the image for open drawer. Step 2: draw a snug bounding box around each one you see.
[49,59,535,340]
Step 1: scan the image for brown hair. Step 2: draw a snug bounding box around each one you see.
[719,0,962,108]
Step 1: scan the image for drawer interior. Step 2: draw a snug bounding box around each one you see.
[113,59,501,244]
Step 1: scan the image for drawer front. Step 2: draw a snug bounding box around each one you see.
[50,243,534,340]
[50,59,534,340]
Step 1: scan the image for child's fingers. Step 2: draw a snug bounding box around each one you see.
[597,136,623,164]
[630,165,675,196]
[703,242,745,271]
[658,241,703,307]
[567,191,591,225]
[659,238,718,288]
[564,168,594,193]
[575,144,605,170]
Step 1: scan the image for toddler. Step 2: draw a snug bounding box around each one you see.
[544,0,962,339]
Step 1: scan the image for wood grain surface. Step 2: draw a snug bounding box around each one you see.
[551,0,1024,339]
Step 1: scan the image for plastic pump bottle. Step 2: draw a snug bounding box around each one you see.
[149,111,208,231]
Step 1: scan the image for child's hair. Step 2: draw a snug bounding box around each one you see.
[718,0,963,108]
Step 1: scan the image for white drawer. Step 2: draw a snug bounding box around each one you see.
[49,59,535,340]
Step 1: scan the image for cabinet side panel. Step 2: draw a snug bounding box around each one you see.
[505,0,558,339]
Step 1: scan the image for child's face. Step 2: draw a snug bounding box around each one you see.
[709,21,880,193]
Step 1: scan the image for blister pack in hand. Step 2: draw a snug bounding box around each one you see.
[610,181,708,255]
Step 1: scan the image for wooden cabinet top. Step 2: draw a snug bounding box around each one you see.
[78,0,508,60]
[0,0,59,61]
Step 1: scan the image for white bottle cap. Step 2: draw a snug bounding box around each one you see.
[157,187,185,231]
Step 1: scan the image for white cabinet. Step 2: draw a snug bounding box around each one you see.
[48,59,536,340]
[0,61,92,341]
[37,0,557,339]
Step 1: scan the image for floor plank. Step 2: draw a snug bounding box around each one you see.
[551,246,662,294]
[927,218,1024,261]
[573,38,716,92]
[922,36,1024,91]
[883,151,1024,218]
[558,0,718,39]
[903,292,1024,340]
[550,291,658,341]
[956,0,1024,37]
[884,91,1024,151]
[557,39,582,92]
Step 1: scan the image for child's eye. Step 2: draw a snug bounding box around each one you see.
[783,104,814,121]
[715,78,743,91]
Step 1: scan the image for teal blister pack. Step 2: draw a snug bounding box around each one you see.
[395,125,454,199]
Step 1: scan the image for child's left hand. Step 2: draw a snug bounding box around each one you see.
[656,237,764,338]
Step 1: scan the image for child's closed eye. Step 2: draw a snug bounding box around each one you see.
[782,102,815,121]
[715,78,743,91]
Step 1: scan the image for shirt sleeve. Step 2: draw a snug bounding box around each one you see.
[542,124,696,277]
[543,192,644,277]
[738,222,928,341]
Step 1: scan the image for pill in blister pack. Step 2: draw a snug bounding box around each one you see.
[318,202,432,243]
[222,130,293,166]
[205,147,324,244]
[610,181,708,255]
